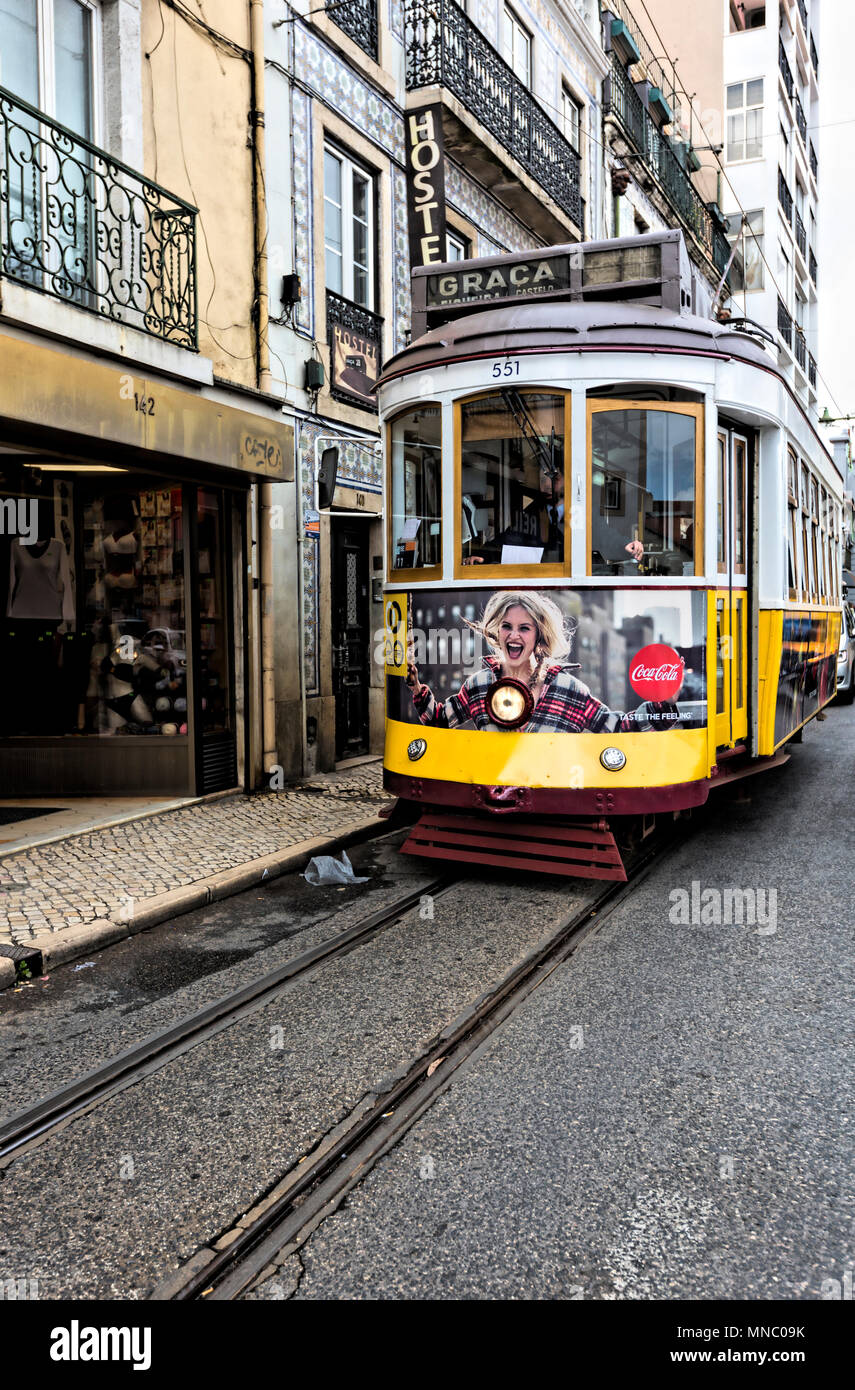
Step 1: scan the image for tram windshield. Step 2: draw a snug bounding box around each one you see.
[389,406,442,572]
[459,391,566,569]
[590,404,698,576]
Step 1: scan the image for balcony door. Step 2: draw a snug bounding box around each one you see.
[0,0,100,299]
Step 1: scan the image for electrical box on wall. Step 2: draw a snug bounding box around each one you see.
[304,359,324,392]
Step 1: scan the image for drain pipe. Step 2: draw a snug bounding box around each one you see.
[250,0,277,779]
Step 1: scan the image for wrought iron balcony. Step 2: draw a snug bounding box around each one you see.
[778,169,793,223]
[808,352,817,389]
[779,38,794,101]
[330,0,378,62]
[809,248,818,283]
[0,86,197,348]
[605,54,729,279]
[810,32,819,75]
[810,141,818,180]
[326,289,383,412]
[795,209,806,258]
[795,94,807,145]
[795,0,808,35]
[405,0,582,229]
[777,295,792,348]
[794,326,806,371]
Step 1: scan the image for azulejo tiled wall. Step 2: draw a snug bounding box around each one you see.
[297,417,382,695]
[445,159,543,254]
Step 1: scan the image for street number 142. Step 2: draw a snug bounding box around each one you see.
[491,359,520,377]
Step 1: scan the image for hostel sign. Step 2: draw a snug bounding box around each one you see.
[405,104,448,270]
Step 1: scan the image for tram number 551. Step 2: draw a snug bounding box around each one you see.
[491,359,520,378]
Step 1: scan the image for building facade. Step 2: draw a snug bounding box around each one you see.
[264,0,609,774]
[646,0,821,410]
[0,0,295,797]
[600,0,732,306]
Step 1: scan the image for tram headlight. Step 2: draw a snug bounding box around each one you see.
[486,678,534,729]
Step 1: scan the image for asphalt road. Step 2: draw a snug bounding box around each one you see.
[246,706,855,1301]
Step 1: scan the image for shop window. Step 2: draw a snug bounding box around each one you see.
[457,391,568,574]
[589,402,700,576]
[389,406,442,575]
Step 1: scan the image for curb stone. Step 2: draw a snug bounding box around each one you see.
[7,814,385,991]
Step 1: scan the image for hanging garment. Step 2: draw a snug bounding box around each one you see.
[7,538,75,621]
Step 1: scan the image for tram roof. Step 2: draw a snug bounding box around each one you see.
[377,299,773,388]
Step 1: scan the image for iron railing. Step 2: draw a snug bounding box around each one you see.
[795,94,807,144]
[0,85,197,348]
[810,140,818,179]
[778,296,792,348]
[794,326,806,370]
[605,55,729,278]
[405,0,582,228]
[779,38,794,100]
[602,0,679,118]
[778,168,793,222]
[795,209,806,258]
[795,0,808,36]
[808,352,817,388]
[810,32,819,75]
[330,0,378,61]
[326,289,383,411]
[809,248,817,283]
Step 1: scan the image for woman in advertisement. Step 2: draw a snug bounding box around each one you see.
[406,590,679,733]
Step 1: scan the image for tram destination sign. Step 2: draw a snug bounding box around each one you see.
[425,254,572,311]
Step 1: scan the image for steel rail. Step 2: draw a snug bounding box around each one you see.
[0,875,451,1166]
[160,828,683,1301]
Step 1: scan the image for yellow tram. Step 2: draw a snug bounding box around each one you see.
[379,232,842,879]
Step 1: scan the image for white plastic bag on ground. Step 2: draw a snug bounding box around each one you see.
[302,850,368,886]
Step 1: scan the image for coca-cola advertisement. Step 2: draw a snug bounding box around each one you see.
[384,587,706,732]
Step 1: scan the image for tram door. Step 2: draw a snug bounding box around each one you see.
[715,428,749,749]
[331,522,370,760]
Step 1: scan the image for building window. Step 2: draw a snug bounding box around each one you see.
[323,145,375,310]
[0,0,99,138]
[726,79,763,161]
[725,210,765,291]
[446,230,470,261]
[561,86,583,153]
[501,4,532,86]
[730,0,765,31]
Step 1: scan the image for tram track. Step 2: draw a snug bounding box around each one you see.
[154,824,685,1302]
[0,873,452,1168]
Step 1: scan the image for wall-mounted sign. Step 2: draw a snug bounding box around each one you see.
[330,321,379,409]
[425,253,572,310]
[405,103,448,271]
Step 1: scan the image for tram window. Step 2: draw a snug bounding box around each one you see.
[389,407,442,572]
[717,432,728,574]
[735,597,744,708]
[734,438,747,574]
[458,392,566,569]
[590,406,698,576]
[787,447,799,601]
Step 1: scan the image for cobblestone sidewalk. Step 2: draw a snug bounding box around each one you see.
[0,761,391,947]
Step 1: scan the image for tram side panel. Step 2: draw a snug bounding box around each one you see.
[757,607,842,755]
[383,585,713,815]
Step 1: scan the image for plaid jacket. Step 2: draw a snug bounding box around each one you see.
[412,655,672,732]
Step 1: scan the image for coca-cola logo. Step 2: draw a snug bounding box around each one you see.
[629,643,685,701]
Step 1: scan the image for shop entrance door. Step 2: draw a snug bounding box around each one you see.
[189,487,240,793]
[331,522,369,760]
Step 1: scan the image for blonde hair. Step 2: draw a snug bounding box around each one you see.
[466,590,574,672]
